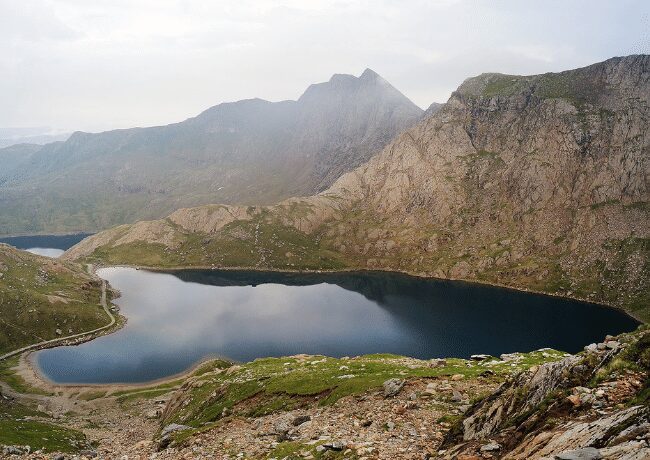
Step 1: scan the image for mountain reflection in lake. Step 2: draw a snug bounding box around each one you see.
[35,267,639,384]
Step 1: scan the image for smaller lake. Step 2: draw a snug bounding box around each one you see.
[35,267,639,384]
[0,233,91,258]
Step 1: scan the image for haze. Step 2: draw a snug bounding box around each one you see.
[2,0,648,132]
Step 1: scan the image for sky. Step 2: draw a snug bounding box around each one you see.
[1,0,648,133]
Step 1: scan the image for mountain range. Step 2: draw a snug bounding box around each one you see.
[65,55,650,322]
[0,69,423,235]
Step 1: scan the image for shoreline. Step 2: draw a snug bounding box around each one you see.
[92,262,644,323]
[12,262,642,392]
[19,351,223,394]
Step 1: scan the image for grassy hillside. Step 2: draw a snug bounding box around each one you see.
[0,244,107,355]
[0,396,90,453]
[158,350,569,446]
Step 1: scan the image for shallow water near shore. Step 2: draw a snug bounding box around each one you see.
[35,267,639,384]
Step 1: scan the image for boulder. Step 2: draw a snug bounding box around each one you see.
[322,442,344,451]
[2,446,29,455]
[554,447,602,460]
[470,354,492,361]
[292,415,311,426]
[480,441,501,452]
[383,378,405,397]
[428,358,447,368]
[161,423,191,437]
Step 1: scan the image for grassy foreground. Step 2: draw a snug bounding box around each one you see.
[161,349,569,441]
[0,397,89,453]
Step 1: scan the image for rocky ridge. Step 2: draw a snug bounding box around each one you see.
[65,55,650,321]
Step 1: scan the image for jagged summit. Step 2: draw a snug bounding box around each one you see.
[0,69,423,235]
[360,67,380,80]
[299,68,402,101]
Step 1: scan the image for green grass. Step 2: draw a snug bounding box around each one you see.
[0,356,50,395]
[590,199,621,210]
[78,390,107,401]
[479,75,525,97]
[592,327,650,393]
[266,440,357,460]
[86,215,348,272]
[162,350,569,429]
[116,388,174,404]
[465,68,606,108]
[112,378,184,398]
[624,201,650,212]
[111,378,185,404]
[0,398,88,453]
[0,244,107,355]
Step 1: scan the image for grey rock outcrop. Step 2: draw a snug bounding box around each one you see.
[383,378,405,398]
[441,329,649,459]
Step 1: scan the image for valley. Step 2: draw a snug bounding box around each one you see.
[1,54,648,459]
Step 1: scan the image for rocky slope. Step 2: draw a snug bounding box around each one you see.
[65,55,650,322]
[0,69,422,236]
[440,328,649,459]
[2,327,647,458]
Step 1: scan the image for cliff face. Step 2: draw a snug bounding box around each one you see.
[65,56,650,321]
[440,328,649,459]
[0,70,422,236]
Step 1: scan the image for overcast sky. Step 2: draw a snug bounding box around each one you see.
[1,0,648,132]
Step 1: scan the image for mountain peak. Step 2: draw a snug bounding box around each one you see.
[360,68,380,81]
[299,68,417,108]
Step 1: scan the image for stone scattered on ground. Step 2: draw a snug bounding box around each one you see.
[2,330,647,460]
[383,378,405,397]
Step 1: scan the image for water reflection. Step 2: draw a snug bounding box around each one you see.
[35,267,639,384]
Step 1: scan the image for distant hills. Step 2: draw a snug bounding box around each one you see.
[0,127,71,149]
[66,55,650,322]
[0,69,423,235]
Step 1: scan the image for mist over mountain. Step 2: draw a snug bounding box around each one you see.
[0,69,422,236]
[0,127,71,149]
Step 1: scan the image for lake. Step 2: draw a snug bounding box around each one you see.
[35,267,639,384]
[0,233,92,258]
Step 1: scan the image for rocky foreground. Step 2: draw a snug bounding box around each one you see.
[1,327,647,459]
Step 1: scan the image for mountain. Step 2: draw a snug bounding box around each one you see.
[0,69,422,236]
[64,55,650,322]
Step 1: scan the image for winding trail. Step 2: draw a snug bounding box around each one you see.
[0,266,116,362]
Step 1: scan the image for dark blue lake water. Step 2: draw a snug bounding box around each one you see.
[0,233,91,257]
[35,267,639,384]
